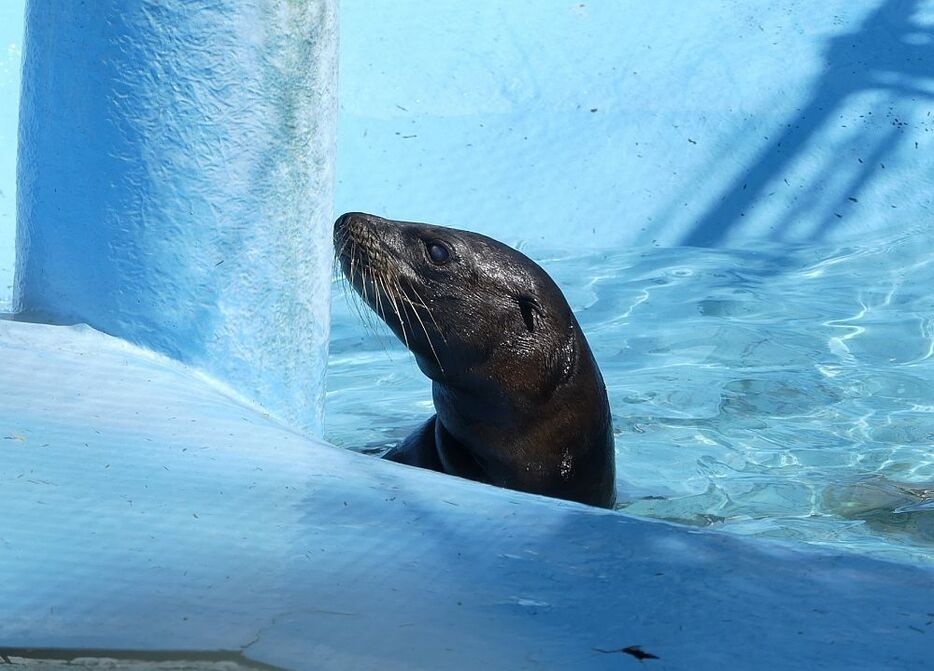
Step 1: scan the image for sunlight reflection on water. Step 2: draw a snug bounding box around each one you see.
[326,227,934,565]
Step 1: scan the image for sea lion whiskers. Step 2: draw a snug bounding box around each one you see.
[349,243,377,332]
[385,275,410,349]
[361,242,409,348]
[402,277,447,345]
[371,268,386,322]
[334,233,357,313]
[340,237,383,337]
[363,244,390,319]
[363,261,391,335]
[338,222,424,355]
[359,234,395,335]
[358,248,373,312]
[397,281,445,373]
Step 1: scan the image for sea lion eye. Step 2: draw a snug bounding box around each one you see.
[426,240,450,264]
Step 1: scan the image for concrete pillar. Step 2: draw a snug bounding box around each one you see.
[15,0,338,434]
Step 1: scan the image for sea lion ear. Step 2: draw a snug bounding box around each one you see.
[517,295,542,333]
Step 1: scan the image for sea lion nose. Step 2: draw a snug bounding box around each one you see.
[334,212,364,248]
[334,211,355,233]
[334,211,382,237]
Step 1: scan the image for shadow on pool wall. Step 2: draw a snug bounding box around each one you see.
[684,0,934,246]
[336,0,934,250]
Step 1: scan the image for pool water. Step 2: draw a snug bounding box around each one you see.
[326,227,934,565]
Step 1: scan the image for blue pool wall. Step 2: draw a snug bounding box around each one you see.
[336,0,934,249]
[13,0,338,433]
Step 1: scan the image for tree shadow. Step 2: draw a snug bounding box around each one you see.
[682,0,934,247]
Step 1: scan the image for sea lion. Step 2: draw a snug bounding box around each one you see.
[334,212,616,508]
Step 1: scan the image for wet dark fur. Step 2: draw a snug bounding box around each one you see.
[334,212,616,508]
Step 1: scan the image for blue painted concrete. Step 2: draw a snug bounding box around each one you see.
[14,0,338,433]
[1,319,931,670]
[336,0,934,248]
[0,0,23,310]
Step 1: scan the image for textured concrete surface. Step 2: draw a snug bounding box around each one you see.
[0,1,23,310]
[14,1,338,433]
[1,319,932,670]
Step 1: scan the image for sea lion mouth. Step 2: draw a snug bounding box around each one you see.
[334,212,448,371]
[333,212,394,300]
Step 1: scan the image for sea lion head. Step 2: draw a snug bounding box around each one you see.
[334,211,583,399]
